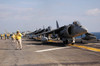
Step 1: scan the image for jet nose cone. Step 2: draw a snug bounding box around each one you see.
[72,26,88,37]
[81,26,88,33]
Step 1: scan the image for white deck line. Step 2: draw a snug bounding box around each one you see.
[35,47,71,52]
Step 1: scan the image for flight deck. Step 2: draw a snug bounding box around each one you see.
[0,38,100,66]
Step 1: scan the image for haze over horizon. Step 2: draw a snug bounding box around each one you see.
[0,0,100,33]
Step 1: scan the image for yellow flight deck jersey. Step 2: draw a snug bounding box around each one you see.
[11,34,15,39]
[7,34,10,37]
[1,34,3,37]
[16,33,22,40]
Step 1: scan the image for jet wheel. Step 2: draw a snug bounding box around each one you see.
[63,40,68,46]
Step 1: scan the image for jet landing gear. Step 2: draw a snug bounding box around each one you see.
[63,40,69,46]
[71,38,75,45]
[71,43,75,45]
[63,39,75,46]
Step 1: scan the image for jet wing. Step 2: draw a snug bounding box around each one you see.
[41,26,66,35]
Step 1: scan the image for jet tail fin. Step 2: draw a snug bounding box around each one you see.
[56,20,59,29]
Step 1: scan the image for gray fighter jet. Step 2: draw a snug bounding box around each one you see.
[41,21,88,46]
[27,26,52,40]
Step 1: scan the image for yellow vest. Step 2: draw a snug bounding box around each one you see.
[11,34,15,39]
[16,33,22,40]
[7,34,10,36]
[1,34,3,37]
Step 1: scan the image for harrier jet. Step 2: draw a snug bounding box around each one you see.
[41,21,88,46]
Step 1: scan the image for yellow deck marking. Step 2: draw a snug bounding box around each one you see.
[69,44,100,52]
[48,40,57,42]
[48,40,100,52]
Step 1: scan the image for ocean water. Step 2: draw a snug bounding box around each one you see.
[76,32,100,39]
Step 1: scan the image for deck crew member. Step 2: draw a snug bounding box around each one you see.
[11,34,16,42]
[16,30,22,50]
[7,33,10,39]
[0,34,3,39]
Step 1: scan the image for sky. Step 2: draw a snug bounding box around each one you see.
[0,0,100,33]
